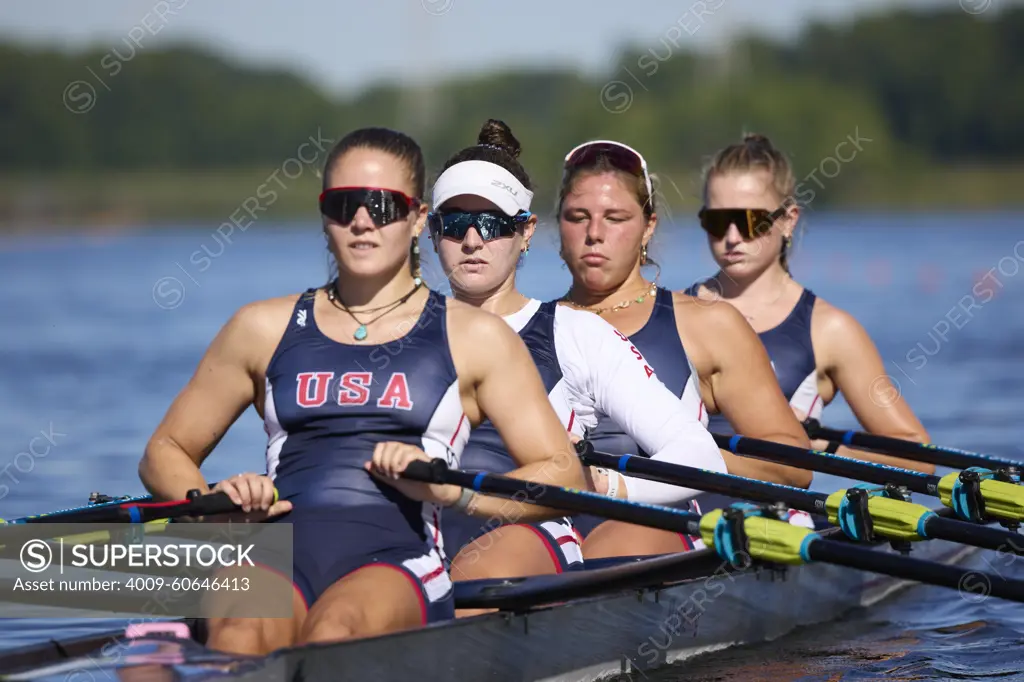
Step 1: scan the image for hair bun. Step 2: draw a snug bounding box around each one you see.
[742,132,774,149]
[477,119,522,159]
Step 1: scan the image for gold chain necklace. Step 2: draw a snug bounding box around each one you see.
[562,279,658,316]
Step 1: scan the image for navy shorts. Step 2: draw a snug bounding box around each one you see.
[270,512,454,624]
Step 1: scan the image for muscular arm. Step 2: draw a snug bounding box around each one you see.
[559,307,726,504]
[139,301,282,501]
[448,306,587,522]
[681,297,814,488]
[815,304,935,474]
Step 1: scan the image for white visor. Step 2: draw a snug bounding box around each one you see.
[431,160,533,217]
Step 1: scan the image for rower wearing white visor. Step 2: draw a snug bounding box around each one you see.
[430,120,726,616]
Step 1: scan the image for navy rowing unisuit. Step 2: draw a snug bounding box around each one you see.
[263,287,464,620]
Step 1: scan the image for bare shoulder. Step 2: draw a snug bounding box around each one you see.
[208,293,302,374]
[809,295,870,346]
[670,289,750,333]
[227,294,301,341]
[444,297,517,345]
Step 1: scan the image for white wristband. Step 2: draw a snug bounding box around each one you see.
[597,467,621,499]
[451,487,474,511]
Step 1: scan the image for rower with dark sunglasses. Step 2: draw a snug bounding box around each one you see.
[140,126,588,655]
[687,133,934,474]
[554,138,819,562]
[428,120,726,617]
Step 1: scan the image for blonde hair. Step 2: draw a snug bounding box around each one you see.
[702,133,796,273]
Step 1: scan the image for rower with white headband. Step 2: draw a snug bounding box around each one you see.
[430,119,726,617]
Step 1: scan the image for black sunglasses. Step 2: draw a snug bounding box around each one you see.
[319,187,420,227]
[698,207,788,240]
[427,210,532,241]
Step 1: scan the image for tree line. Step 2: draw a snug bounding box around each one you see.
[2,5,1021,211]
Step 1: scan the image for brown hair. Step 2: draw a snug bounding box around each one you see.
[440,118,533,190]
[702,133,796,273]
[320,127,425,280]
[557,143,657,271]
[558,148,655,221]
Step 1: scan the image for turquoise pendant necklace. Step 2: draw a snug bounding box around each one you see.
[325,279,422,341]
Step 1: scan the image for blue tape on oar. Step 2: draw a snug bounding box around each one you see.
[128,507,141,523]
[728,435,741,453]
[472,473,486,492]
[799,534,817,562]
[842,430,855,446]
[917,511,936,538]
[617,455,631,472]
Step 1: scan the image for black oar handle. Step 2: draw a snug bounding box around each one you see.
[401,459,703,535]
[578,446,829,515]
[808,536,1024,603]
[715,433,941,497]
[804,419,1020,472]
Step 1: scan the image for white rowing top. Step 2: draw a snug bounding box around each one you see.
[502,299,726,505]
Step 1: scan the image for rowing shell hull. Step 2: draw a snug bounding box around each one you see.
[1,537,978,682]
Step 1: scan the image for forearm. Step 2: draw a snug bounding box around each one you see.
[721,449,813,488]
[619,428,729,505]
[462,453,588,523]
[818,441,936,475]
[139,437,209,501]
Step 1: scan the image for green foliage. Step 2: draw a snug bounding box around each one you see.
[1,5,1022,219]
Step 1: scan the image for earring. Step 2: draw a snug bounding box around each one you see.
[640,244,648,266]
[412,237,423,287]
[784,235,792,249]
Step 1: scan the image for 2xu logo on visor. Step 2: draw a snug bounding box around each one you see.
[319,187,420,227]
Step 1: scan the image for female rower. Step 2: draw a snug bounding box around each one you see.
[429,120,726,600]
[139,127,587,655]
[689,133,934,474]
[555,139,816,561]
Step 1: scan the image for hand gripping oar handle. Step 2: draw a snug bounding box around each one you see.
[804,418,1022,474]
[399,459,703,535]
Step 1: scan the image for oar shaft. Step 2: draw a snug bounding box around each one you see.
[805,420,1019,472]
[401,460,703,535]
[715,434,941,497]
[8,482,222,525]
[924,516,1024,555]
[7,491,241,527]
[579,448,829,515]
[807,537,1024,603]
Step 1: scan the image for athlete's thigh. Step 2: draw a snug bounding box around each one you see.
[450,524,560,581]
[202,564,306,653]
[581,520,690,560]
[300,564,427,641]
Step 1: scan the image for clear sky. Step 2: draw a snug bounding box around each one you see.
[0,0,952,95]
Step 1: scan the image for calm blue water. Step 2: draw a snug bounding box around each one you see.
[1,212,1024,677]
